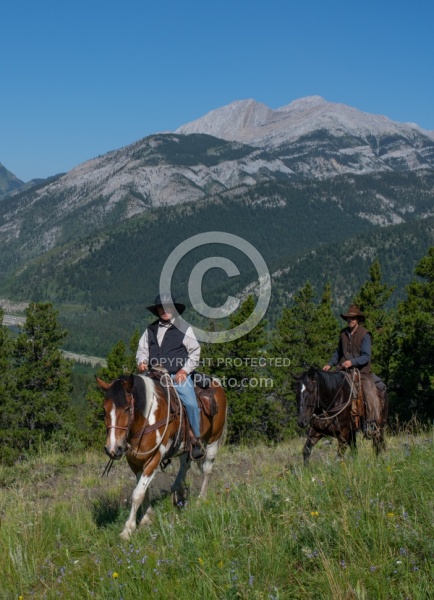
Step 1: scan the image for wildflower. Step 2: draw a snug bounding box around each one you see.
[18,596,24,600]
[112,572,119,579]
[310,511,319,517]
[198,557,204,566]
[370,566,377,572]
[340,560,347,569]
[387,512,395,518]
[249,575,255,587]
[386,466,392,472]
[218,560,223,568]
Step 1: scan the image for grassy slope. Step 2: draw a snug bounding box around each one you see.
[1,431,433,599]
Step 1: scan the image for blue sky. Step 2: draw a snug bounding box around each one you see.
[1,0,433,182]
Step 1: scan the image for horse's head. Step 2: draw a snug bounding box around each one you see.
[96,375,135,460]
[296,367,319,429]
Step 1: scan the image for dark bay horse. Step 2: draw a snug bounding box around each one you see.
[296,367,387,465]
[97,372,227,540]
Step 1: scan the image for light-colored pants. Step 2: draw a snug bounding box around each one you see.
[171,374,200,438]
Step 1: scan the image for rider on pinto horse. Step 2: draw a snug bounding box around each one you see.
[136,294,205,459]
[322,303,382,436]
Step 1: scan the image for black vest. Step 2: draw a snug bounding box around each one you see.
[148,320,188,374]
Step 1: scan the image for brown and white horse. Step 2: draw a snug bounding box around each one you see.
[97,373,227,540]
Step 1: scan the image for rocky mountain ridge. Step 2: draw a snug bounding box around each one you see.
[177,95,434,147]
[0,163,24,198]
[1,96,434,266]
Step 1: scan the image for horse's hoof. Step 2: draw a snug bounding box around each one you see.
[120,529,132,541]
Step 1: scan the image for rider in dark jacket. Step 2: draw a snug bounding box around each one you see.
[323,304,381,434]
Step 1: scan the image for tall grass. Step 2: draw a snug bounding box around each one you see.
[0,431,432,599]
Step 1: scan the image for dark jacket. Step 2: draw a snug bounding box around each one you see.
[331,325,372,374]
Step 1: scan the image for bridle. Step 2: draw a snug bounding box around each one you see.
[300,371,355,424]
[102,386,135,476]
[103,373,184,463]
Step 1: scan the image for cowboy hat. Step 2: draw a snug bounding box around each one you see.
[146,294,186,317]
[340,303,365,322]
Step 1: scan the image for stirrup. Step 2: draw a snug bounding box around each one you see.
[364,421,379,438]
[160,456,172,471]
[190,440,205,461]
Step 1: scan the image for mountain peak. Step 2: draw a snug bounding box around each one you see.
[175,96,433,149]
[277,95,328,112]
[175,99,275,141]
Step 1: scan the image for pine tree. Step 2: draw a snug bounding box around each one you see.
[84,331,140,447]
[0,309,17,463]
[203,296,282,443]
[7,303,71,458]
[353,258,396,381]
[391,247,434,420]
[269,282,339,433]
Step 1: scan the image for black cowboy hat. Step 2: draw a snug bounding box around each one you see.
[146,294,186,317]
[340,303,365,322]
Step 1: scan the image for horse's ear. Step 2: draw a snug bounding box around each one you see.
[124,373,135,393]
[307,366,317,378]
[96,376,110,391]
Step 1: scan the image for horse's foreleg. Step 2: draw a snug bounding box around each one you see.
[348,428,358,455]
[337,437,348,459]
[303,430,322,466]
[373,427,386,455]
[138,487,153,527]
[120,455,160,540]
[171,452,191,508]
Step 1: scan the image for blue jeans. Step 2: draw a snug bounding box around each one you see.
[171,374,201,438]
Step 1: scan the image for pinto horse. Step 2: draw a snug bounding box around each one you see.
[296,367,387,465]
[97,372,227,540]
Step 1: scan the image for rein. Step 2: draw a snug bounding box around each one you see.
[309,370,356,424]
[126,373,183,459]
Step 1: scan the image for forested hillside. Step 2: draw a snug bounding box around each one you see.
[1,247,433,466]
[2,171,434,354]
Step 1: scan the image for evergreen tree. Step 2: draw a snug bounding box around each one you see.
[203,296,282,443]
[0,309,17,463]
[84,331,140,447]
[4,303,71,459]
[269,282,339,433]
[353,258,396,381]
[391,247,434,420]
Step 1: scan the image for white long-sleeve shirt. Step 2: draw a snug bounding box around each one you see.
[136,319,201,375]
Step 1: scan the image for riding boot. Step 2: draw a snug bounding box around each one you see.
[364,420,380,438]
[189,431,205,460]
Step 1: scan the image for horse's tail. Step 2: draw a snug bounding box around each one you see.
[218,401,229,448]
[213,378,229,448]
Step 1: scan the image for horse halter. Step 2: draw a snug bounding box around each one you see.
[299,380,319,411]
[105,387,135,443]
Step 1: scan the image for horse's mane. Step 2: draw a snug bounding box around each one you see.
[309,368,347,394]
[106,375,149,414]
[132,374,148,415]
[106,377,130,408]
